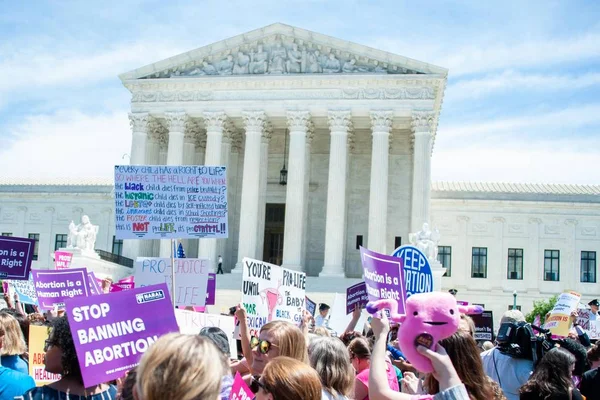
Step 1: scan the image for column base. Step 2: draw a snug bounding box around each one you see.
[319,265,346,277]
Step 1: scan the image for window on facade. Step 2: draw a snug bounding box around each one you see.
[507,248,523,280]
[394,236,402,249]
[471,247,487,278]
[581,251,596,283]
[438,246,452,277]
[1,232,12,237]
[508,305,522,311]
[55,234,68,251]
[28,233,40,261]
[356,235,363,250]
[112,236,124,256]
[544,250,560,281]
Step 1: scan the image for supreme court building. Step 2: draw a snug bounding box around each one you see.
[118,23,447,277]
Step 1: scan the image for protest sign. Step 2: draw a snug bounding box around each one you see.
[360,247,407,316]
[114,165,228,240]
[391,245,433,297]
[545,291,581,337]
[230,372,253,400]
[471,310,494,341]
[135,257,210,307]
[241,258,306,337]
[110,276,135,292]
[29,325,61,386]
[54,251,73,270]
[576,308,600,339]
[206,273,216,305]
[0,235,35,280]
[346,282,368,314]
[32,268,90,310]
[305,296,316,316]
[7,273,38,305]
[87,272,102,295]
[66,283,179,387]
[175,309,236,358]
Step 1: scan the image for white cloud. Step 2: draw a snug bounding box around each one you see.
[0,110,130,179]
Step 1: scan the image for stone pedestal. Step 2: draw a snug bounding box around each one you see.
[429,258,446,292]
[60,248,132,281]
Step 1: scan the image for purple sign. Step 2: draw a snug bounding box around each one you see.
[0,236,35,280]
[206,273,216,305]
[305,296,316,316]
[346,282,369,314]
[32,268,90,310]
[360,247,407,316]
[88,273,102,296]
[66,283,179,388]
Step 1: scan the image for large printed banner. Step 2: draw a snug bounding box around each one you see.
[175,309,236,358]
[54,251,73,270]
[66,283,179,388]
[6,273,38,305]
[241,258,306,336]
[545,291,581,337]
[29,325,61,386]
[346,282,368,314]
[0,235,35,280]
[471,310,494,341]
[135,257,210,307]
[32,268,90,310]
[114,165,228,240]
[360,247,407,316]
[576,308,600,339]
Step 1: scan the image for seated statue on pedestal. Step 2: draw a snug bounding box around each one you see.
[67,215,99,253]
[409,222,441,261]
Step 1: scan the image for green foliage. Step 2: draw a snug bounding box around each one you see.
[525,295,558,324]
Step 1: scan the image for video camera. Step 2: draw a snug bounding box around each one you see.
[496,321,556,365]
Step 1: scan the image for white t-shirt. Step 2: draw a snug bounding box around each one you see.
[315,314,329,328]
[322,390,349,400]
[480,347,533,400]
[218,257,223,264]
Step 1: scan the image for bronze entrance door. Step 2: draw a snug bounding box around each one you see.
[263,204,285,265]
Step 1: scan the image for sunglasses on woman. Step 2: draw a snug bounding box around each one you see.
[250,336,278,355]
[250,375,268,394]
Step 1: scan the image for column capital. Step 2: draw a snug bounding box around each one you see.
[286,110,312,132]
[327,110,353,133]
[148,119,166,142]
[242,111,267,133]
[411,110,435,134]
[203,111,228,134]
[165,111,190,133]
[185,120,202,143]
[128,112,149,133]
[222,119,236,142]
[262,121,273,143]
[370,110,393,134]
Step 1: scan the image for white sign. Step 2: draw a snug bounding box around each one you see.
[135,257,210,307]
[114,165,228,240]
[241,258,306,337]
[545,291,581,337]
[7,274,38,305]
[175,309,236,359]
[576,307,600,339]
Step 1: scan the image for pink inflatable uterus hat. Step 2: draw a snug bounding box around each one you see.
[366,292,483,373]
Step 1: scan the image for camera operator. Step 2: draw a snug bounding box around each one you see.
[481,310,534,400]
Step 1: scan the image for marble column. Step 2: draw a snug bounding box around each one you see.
[367,111,393,254]
[159,111,189,258]
[122,112,149,261]
[321,110,352,276]
[256,123,272,263]
[282,111,312,271]
[198,111,227,270]
[181,120,200,258]
[410,111,435,232]
[216,122,235,266]
[139,120,162,257]
[233,111,267,272]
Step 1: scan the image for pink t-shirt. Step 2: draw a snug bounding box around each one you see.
[356,361,400,400]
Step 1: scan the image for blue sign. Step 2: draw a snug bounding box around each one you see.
[391,245,433,297]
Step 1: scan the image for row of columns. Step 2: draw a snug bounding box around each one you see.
[123,109,435,277]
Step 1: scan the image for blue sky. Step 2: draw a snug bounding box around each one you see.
[1,0,599,184]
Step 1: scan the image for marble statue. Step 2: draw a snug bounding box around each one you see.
[218,55,234,75]
[67,215,99,253]
[250,45,268,74]
[410,223,441,261]
[306,50,322,73]
[286,43,302,74]
[188,61,218,76]
[233,51,250,75]
[269,42,287,74]
[342,58,370,73]
[323,53,341,73]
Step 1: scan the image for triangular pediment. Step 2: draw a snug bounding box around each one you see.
[119,23,447,81]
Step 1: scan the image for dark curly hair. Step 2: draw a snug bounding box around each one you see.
[557,338,588,376]
[49,316,82,380]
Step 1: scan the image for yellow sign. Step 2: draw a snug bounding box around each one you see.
[545,291,581,337]
[28,325,61,386]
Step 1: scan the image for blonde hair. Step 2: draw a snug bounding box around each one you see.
[261,320,308,363]
[309,337,353,398]
[135,333,227,400]
[261,356,322,400]
[460,314,476,337]
[313,326,331,337]
[0,313,27,356]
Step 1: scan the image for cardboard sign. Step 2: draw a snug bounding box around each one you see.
[0,235,35,280]
[229,372,253,400]
[305,296,316,316]
[114,165,228,240]
[29,325,61,386]
[66,283,179,388]
[54,251,73,270]
[241,258,306,337]
[175,309,236,358]
[360,247,407,316]
[135,257,210,307]
[545,291,581,337]
[7,273,38,304]
[390,245,433,296]
[346,282,368,314]
[206,273,216,305]
[32,268,90,310]
[471,310,494,341]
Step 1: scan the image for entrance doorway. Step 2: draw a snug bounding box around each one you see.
[263,204,285,265]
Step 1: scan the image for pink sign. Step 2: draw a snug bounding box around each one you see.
[229,372,253,400]
[54,251,73,270]
[110,277,135,292]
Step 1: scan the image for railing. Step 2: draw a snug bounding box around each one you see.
[95,249,134,268]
